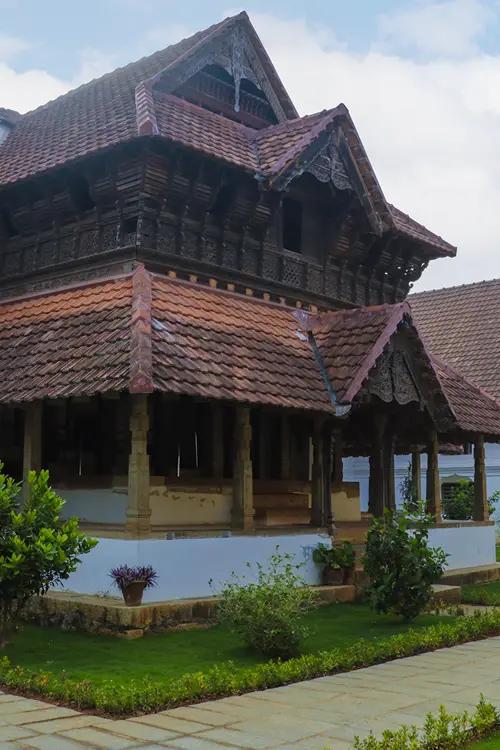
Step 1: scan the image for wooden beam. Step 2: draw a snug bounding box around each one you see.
[126,394,151,537]
[311,417,325,527]
[411,451,422,506]
[232,405,254,530]
[473,435,489,522]
[426,430,442,521]
[23,400,43,502]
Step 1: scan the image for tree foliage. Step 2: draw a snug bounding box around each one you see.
[363,508,447,622]
[442,479,499,520]
[0,467,97,647]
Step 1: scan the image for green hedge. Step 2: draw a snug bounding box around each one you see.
[1,610,500,716]
[353,697,499,749]
[462,584,500,607]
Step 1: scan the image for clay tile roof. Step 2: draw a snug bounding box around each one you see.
[153,94,258,171]
[150,275,331,411]
[410,278,500,401]
[310,303,407,404]
[0,16,235,186]
[0,269,499,438]
[0,276,132,403]
[434,357,500,438]
[0,108,22,126]
[389,204,456,255]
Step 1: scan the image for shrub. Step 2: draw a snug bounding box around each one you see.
[0,467,97,647]
[312,541,355,570]
[215,548,317,659]
[442,479,499,520]
[0,610,500,715]
[363,508,447,621]
[353,695,499,749]
[462,583,500,607]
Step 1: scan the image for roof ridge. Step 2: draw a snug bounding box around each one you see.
[129,264,154,393]
[13,14,238,120]
[410,276,500,298]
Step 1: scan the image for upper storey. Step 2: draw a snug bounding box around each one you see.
[0,12,455,306]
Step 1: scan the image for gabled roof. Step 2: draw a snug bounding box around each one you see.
[0,267,499,439]
[410,278,500,400]
[0,108,21,126]
[0,14,454,256]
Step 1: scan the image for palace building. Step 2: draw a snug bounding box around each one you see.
[0,12,498,599]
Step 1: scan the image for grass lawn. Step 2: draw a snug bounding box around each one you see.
[462,581,500,607]
[497,544,500,562]
[4,603,453,685]
[470,732,500,748]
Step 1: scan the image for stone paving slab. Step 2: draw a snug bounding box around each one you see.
[1,636,500,749]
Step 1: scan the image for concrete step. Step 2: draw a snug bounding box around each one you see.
[441,563,500,586]
[432,584,461,605]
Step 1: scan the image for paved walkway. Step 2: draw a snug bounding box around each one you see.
[1,637,500,749]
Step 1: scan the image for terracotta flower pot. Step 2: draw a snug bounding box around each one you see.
[122,580,147,606]
[322,567,344,585]
[342,566,355,585]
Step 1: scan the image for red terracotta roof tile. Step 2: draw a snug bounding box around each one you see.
[0,269,498,437]
[389,204,456,255]
[411,278,500,400]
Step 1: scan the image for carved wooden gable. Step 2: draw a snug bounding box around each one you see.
[367,345,420,405]
[157,21,292,127]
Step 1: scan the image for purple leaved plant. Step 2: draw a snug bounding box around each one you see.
[109,564,158,591]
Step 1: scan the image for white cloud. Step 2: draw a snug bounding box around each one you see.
[0,33,30,61]
[377,0,494,59]
[246,10,500,291]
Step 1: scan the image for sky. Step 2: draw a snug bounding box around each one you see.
[1,0,500,292]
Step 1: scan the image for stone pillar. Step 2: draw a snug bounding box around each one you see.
[211,402,224,478]
[411,451,421,505]
[126,394,151,537]
[232,405,254,530]
[311,417,325,527]
[368,413,387,516]
[473,435,489,522]
[23,400,43,502]
[426,430,442,521]
[280,414,291,480]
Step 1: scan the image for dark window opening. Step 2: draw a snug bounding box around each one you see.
[68,173,95,212]
[282,198,303,253]
[122,217,138,235]
[1,208,18,238]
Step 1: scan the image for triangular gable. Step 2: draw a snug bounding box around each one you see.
[257,106,392,236]
[137,11,297,137]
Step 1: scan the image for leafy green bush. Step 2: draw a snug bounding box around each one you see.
[462,583,500,607]
[442,480,499,520]
[0,610,499,715]
[312,541,355,570]
[0,468,97,647]
[363,509,447,621]
[353,695,499,749]
[215,549,317,658]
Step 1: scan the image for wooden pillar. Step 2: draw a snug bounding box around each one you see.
[426,430,442,521]
[473,435,489,521]
[211,402,224,478]
[126,394,151,537]
[258,411,268,480]
[311,417,325,527]
[385,432,396,511]
[369,413,387,516]
[280,414,291,480]
[332,428,344,488]
[411,451,422,505]
[23,400,43,501]
[232,405,254,530]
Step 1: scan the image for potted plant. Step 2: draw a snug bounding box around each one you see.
[109,564,158,606]
[312,541,356,585]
